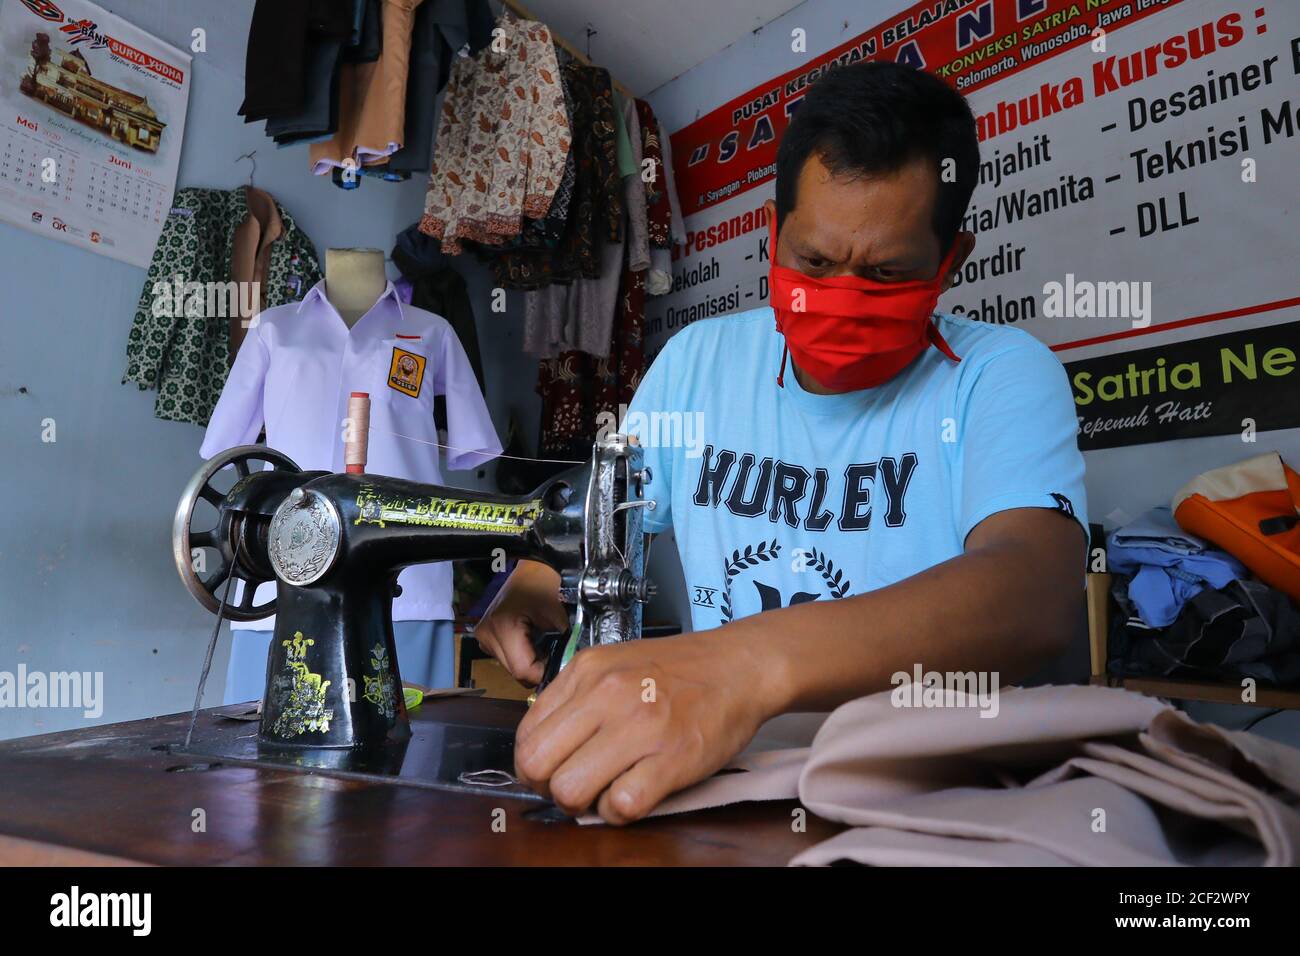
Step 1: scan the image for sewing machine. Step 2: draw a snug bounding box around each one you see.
[169,433,654,796]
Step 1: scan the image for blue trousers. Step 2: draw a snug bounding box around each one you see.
[223,621,457,705]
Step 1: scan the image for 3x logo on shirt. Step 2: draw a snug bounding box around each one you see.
[388,342,426,399]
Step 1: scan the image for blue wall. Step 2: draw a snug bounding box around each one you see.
[0,0,540,737]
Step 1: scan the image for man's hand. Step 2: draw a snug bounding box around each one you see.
[498,508,1082,823]
[513,631,774,824]
[473,561,570,686]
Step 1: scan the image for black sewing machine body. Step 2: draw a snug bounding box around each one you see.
[172,437,653,761]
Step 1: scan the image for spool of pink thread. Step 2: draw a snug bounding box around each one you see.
[345,391,370,474]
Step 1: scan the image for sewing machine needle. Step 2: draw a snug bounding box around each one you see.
[184,574,234,748]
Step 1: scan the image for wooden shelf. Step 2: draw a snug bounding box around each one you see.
[1098,675,1300,709]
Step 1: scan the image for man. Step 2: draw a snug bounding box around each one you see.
[476,62,1087,823]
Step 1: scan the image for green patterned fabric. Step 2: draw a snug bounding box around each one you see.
[123,187,321,426]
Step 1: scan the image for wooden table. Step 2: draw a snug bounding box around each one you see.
[0,698,836,866]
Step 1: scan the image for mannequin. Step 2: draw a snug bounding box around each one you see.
[214,243,477,705]
[325,247,388,327]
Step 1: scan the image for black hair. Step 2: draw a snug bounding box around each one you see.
[774,61,980,255]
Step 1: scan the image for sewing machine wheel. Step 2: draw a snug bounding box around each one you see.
[172,445,300,621]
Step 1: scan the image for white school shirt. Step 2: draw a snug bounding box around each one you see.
[200,280,503,628]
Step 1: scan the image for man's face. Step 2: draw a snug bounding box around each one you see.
[766,151,973,289]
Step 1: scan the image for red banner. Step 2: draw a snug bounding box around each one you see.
[668,0,1183,217]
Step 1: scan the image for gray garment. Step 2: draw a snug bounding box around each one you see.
[620,94,651,273]
[656,115,688,246]
[522,92,637,358]
[522,230,625,358]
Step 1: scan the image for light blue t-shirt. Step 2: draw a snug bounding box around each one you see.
[625,309,1087,631]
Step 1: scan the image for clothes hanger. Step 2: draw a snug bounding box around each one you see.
[236,150,257,190]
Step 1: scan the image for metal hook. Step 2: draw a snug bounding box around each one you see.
[236,150,257,187]
[584,24,597,60]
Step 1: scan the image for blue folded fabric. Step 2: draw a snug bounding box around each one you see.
[1107,506,1248,627]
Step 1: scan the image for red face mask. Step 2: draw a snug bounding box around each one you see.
[768,217,961,391]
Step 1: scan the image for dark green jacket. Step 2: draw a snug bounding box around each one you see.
[123,187,322,426]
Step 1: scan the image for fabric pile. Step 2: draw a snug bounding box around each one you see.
[122,187,322,426]
[240,0,495,186]
[1106,454,1300,687]
[582,685,1300,866]
[416,12,686,459]
[1108,506,1248,628]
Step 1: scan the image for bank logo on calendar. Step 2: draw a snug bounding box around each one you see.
[0,0,190,268]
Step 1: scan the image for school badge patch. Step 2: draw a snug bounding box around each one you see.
[388,346,426,398]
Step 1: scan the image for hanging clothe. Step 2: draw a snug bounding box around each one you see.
[238,0,313,122]
[521,93,648,359]
[310,0,427,173]
[600,247,648,408]
[620,93,651,273]
[523,236,624,358]
[657,112,688,247]
[534,193,650,460]
[261,1,355,144]
[473,51,577,253]
[376,0,496,176]
[345,0,384,63]
[533,260,647,460]
[648,112,687,295]
[228,187,287,361]
[391,221,486,394]
[527,81,652,458]
[636,98,673,249]
[418,15,571,253]
[122,187,321,426]
[486,60,619,287]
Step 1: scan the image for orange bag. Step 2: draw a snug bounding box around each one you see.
[1172,452,1300,601]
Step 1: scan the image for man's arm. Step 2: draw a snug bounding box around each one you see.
[732,507,1084,713]
[512,506,1085,824]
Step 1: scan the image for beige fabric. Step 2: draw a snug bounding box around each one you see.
[1171,451,1289,510]
[581,685,1300,867]
[228,186,283,361]
[575,712,825,823]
